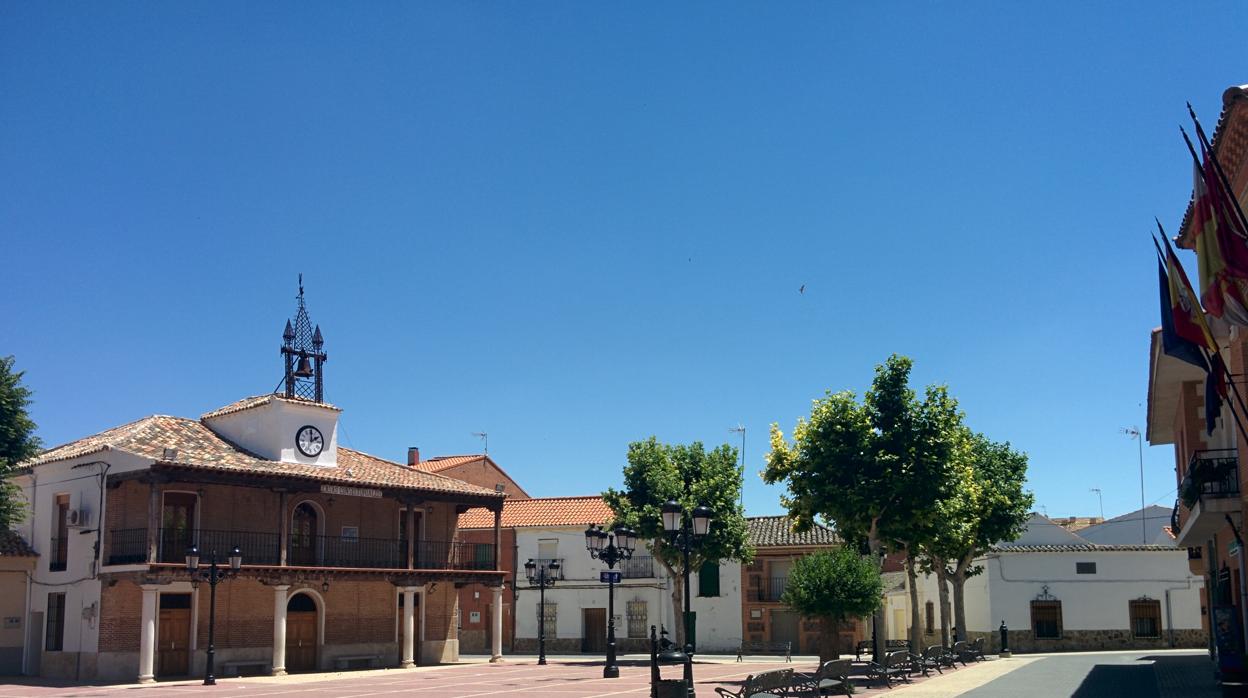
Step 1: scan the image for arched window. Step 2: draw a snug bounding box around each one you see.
[925,601,935,635]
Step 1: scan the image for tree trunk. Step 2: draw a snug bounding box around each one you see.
[868,525,886,664]
[819,617,838,663]
[935,563,952,648]
[951,554,972,642]
[904,553,922,653]
[658,556,686,646]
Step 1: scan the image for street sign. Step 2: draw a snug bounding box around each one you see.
[600,571,622,584]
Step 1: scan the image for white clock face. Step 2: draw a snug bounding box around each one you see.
[296,425,324,457]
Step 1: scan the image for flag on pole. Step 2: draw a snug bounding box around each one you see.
[1189,132,1248,325]
[1157,254,1209,371]
[1157,226,1219,354]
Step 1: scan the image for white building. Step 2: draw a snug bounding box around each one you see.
[893,512,1205,652]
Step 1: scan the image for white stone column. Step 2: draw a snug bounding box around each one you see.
[138,585,159,683]
[271,585,290,676]
[490,586,504,662]
[401,587,417,668]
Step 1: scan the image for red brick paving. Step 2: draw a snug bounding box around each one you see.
[0,657,978,697]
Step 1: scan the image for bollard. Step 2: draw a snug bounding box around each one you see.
[999,621,1011,658]
[650,625,659,698]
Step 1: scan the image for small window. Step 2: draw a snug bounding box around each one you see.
[50,494,70,572]
[1130,598,1162,638]
[45,593,66,651]
[925,601,935,634]
[627,600,648,639]
[341,526,359,543]
[1075,562,1096,574]
[698,560,720,597]
[1031,600,1062,639]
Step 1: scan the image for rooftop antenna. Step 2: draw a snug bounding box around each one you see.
[1089,488,1104,520]
[729,424,746,511]
[472,432,488,460]
[1121,426,1147,544]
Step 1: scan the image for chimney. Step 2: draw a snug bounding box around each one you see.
[407,447,420,466]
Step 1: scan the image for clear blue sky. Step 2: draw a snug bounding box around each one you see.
[3,3,1247,521]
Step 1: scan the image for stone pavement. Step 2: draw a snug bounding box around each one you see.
[954,649,1218,697]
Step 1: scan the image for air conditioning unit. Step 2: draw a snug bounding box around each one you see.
[66,508,89,528]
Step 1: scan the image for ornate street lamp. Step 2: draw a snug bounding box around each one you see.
[661,499,713,698]
[186,545,242,685]
[584,524,637,678]
[524,558,560,666]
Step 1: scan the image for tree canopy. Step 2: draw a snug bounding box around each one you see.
[0,356,40,529]
[781,546,883,623]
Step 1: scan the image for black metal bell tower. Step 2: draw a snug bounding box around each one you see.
[280,275,327,402]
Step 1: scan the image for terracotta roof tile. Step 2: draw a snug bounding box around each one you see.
[201,394,340,420]
[747,516,839,547]
[990,544,1181,553]
[22,415,500,499]
[0,531,36,557]
[459,496,613,529]
[412,455,486,473]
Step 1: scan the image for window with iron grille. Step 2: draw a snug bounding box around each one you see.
[1129,598,1161,638]
[45,593,65,651]
[627,600,647,639]
[538,602,557,638]
[1030,600,1062,639]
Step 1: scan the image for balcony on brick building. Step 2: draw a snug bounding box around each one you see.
[1174,449,1242,547]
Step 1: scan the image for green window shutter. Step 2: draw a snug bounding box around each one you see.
[698,560,720,597]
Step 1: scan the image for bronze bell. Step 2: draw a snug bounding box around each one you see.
[293,356,314,378]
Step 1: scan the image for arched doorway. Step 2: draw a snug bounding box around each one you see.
[286,593,319,672]
[290,502,319,566]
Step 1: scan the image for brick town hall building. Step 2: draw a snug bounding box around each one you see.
[6,290,507,682]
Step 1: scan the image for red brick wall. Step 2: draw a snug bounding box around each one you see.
[457,527,515,651]
[99,581,142,652]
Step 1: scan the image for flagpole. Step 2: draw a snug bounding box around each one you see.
[1188,103,1248,235]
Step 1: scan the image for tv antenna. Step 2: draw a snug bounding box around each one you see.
[472,432,488,458]
[729,424,746,510]
[1089,488,1104,520]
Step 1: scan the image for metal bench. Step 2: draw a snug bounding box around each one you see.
[791,659,853,696]
[864,650,911,688]
[969,637,986,661]
[950,641,971,667]
[332,654,382,670]
[736,639,792,662]
[912,645,946,677]
[714,668,794,698]
[221,660,269,677]
[854,639,910,660]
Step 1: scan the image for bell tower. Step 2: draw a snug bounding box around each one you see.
[280,275,327,403]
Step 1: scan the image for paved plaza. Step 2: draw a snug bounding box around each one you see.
[0,650,1219,697]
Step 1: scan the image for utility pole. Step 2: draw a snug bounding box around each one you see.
[729,424,745,511]
[1122,427,1146,544]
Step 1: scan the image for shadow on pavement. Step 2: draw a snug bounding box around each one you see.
[1071,663,1158,698]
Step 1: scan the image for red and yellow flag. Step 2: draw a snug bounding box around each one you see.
[1192,145,1248,325]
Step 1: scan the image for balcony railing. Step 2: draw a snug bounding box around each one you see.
[49,536,67,572]
[107,528,495,571]
[754,576,788,602]
[1180,449,1240,508]
[620,555,655,579]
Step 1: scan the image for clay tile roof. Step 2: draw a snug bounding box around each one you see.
[201,394,340,420]
[746,515,840,547]
[989,544,1181,553]
[22,415,500,499]
[459,496,614,529]
[412,455,486,473]
[0,531,37,557]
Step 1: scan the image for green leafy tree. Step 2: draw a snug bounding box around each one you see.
[0,356,41,529]
[764,355,962,659]
[781,547,884,663]
[603,437,752,646]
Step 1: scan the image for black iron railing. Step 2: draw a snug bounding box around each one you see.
[49,536,68,571]
[1171,499,1182,536]
[620,555,654,579]
[755,576,787,602]
[106,528,494,571]
[1180,449,1240,508]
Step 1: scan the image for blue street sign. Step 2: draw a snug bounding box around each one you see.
[600,571,622,584]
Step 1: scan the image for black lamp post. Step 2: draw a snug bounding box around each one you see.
[186,545,241,686]
[585,524,637,679]
[660,499,712,698]
[524,558,560,666]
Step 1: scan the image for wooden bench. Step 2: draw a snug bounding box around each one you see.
[332,654,382,670]
[736,640,792,662]
[221,660,269,677]
[714,668,794,698]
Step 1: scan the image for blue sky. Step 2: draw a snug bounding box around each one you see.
[3,3,1247,520]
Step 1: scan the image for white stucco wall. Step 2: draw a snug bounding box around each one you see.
[982,551,1202,634]
[203,400,340,467]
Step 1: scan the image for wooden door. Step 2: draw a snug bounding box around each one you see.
[582,608,606,653]
[770,609,800,647]
[286,593,318,673]
[290,503,318,566]
[157,599,191,677]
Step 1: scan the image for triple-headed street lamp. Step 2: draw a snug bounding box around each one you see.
[185,545,242,686]
[660,499,712,698]
[584,524,638,678]
[523,558,560,666]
